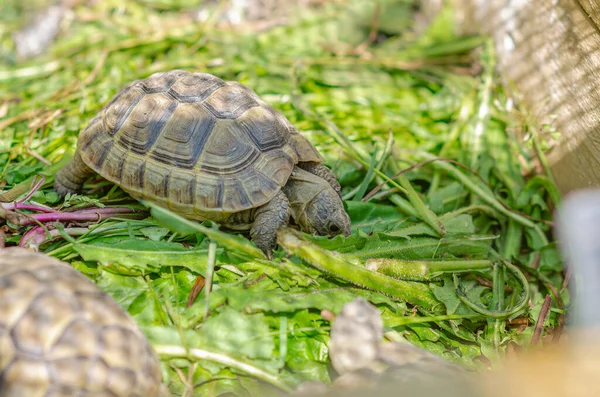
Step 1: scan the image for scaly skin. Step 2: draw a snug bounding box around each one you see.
[250,191,291,258]
[54,150,94,197]
[283,167,351,237]
[299,161,342,196]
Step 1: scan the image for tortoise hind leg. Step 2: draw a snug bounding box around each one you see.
[250,191,291,259]
[54,150,94,197]
[298,161,341,196]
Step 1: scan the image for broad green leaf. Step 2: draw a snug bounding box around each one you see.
[74,238,210,275]
[145,200,265,259]
[235,260,321,290]
[344,235,492,260]
[226,287,398,315]
[431,276,462,315]
[428,182,467,214]
[140,226,171,241]
[345,200,407,233]
[139,325,204,347]
[403,331,481,369]
[538,242,563,272]
[201,307,275,360]
[386,214,477,238]
[407,323,441,342]
[285,335,330,382]
[95,270,148,310]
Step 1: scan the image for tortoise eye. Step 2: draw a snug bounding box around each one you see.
[329,224,340,234]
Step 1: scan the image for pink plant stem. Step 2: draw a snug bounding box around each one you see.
[1,203,57,213]
[19,207,138,226]
[19,226,89,249]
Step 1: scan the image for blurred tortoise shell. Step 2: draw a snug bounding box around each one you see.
[292,298,473,397]
[76,69,324,215]
[0,248,166,397]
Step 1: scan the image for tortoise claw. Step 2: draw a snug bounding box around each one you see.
[250,191,290,261]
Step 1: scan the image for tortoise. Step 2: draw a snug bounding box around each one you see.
[54,70,350,256]
[0,247,167,397]
[291,298,478,397]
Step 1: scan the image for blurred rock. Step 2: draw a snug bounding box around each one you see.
[290,298,479,397]
[12,4,67,60]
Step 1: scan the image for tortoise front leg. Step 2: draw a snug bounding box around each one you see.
[298,161,341,196]
[54,150,94,197]
[250,191,291,259]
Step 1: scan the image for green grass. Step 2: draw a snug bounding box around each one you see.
[0,1,565,395]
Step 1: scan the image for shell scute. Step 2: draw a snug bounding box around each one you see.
[165,171,196,215]
[236,106,289,151]
[140,70,188,93]
[168,72,226,102]
[116,93,176,155]
[103,85,145,136]
[148,103,216,169]
[11,291,77,355]
[203,84,260,119]
[194,175,224,212]
[198,121,261,174]
[0,248,165,397]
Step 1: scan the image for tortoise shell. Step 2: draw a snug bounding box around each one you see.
[76,70,324,216]
[0,248,166,397]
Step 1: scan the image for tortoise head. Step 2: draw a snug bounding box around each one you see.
[300,186,351,237]
[284,167,351,238]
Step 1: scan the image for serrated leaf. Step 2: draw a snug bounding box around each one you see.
[431,276,462,315]
[145,200,265,259]
[226,287,397,315]
[345,234,492,260]
[386,214,477,238]
[345,199,407,233]
[428,182,467,214]
[464,280,492,308]
[74,238,210,275]
[140,226,171,241]
[236,259,321,290]
[407,323,441,342]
